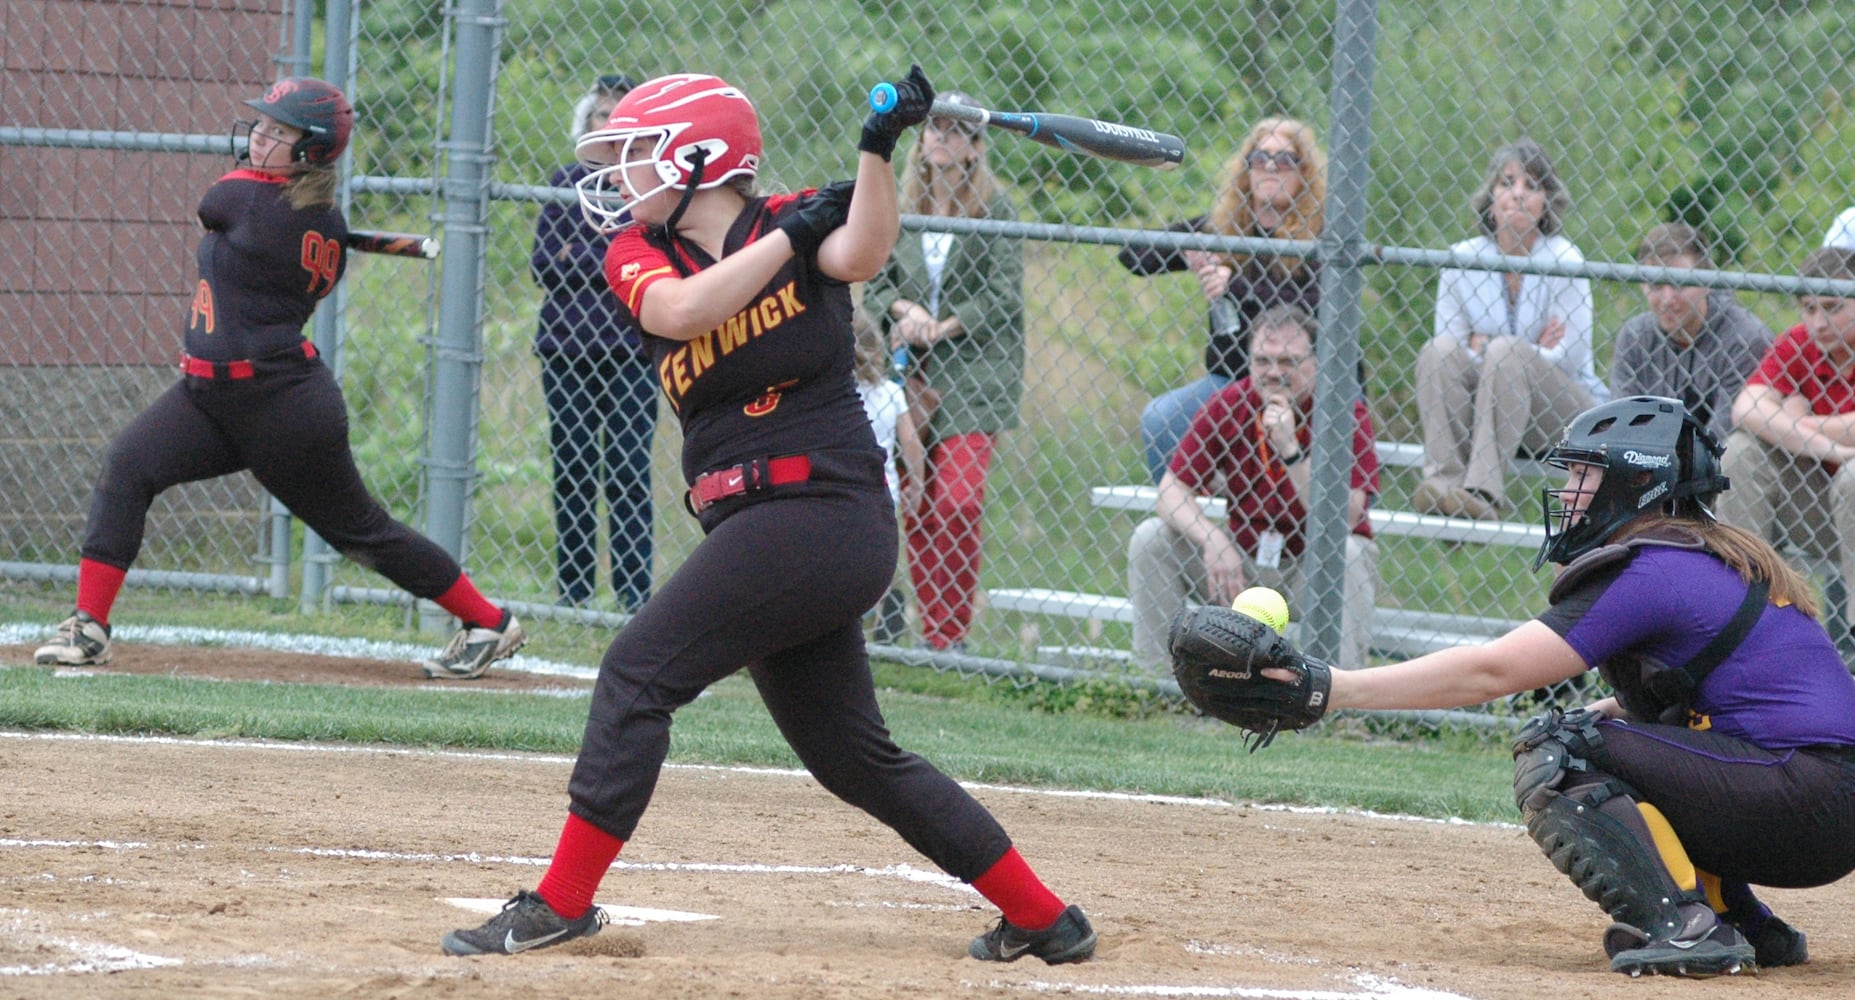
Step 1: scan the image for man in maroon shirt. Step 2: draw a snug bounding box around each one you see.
[1718,246,1855,638]
[1127,305,1380,670]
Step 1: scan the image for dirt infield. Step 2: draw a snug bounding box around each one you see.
[4,650,1852,998]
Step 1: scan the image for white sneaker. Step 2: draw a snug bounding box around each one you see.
[420,613,526,679]
[34,611,112,665]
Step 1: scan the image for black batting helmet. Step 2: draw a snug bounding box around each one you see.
[1535,395,1730,570]
[245,77,353,164]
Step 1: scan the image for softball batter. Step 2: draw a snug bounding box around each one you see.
[32,78,524,681]
[441,70,1096,965]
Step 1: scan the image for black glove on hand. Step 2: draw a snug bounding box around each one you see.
[860,64,936,161]
[778,179,856,262]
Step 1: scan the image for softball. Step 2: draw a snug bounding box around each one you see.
[1230,586,1290,635]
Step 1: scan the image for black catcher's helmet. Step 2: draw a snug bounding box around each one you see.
[1535,395,1730,569]
[244,78,353,164]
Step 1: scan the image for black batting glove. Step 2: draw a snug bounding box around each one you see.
[778,179,856,262]
[859,64,936,162]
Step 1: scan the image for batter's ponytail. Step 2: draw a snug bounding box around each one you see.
[285,164,339,210]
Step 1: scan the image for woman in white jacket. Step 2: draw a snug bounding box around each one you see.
[1414,139,1603,520]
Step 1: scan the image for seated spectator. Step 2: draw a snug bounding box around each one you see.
[1609,223,1772,443]
[1117,117,1325,483]
[1717,246,1855,635]
[1127,306,1379,670]
[1414,139,1603,520]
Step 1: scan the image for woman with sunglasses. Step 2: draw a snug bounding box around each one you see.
[863,92,1024,652]
[1118,117,1327,482]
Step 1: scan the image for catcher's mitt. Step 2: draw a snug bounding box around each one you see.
[1168,604,1333,751]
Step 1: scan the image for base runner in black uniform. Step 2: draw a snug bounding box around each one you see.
[441,69,1097,964]
[31,78,525,681]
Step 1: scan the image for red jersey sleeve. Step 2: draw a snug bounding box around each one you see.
[1747,324,1809,397]
[604,226,678,323]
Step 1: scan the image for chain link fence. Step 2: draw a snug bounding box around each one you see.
[6,0,1855,735]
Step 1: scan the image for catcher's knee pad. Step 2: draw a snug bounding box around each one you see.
[1511,707,1614,813]
[1524,779,1701,940]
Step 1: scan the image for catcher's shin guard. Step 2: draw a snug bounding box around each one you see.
[1525,780,1704,941]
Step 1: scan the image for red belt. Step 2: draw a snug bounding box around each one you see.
[685,455,813,514]
[180,340,318,380]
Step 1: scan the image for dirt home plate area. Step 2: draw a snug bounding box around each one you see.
[3,645,1852,998]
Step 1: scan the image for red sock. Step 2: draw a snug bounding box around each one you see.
[430,574,505,630]
[970,847,1067,930]
[75,559,128,625]
[535,813,625,919]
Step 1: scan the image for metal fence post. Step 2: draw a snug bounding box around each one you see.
[299,0,360,613]
[417,0,503,633]
[1304,0,1379,664]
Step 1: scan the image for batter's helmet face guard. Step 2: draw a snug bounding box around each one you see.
[242,78,353,165]
[1535,395,1730,570]
[573,74,762,233]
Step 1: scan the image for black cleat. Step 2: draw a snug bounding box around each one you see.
[1737,914,1807,968]
[1608,914,1755,978]
[969,904,1096,965]
[441,891,605,956]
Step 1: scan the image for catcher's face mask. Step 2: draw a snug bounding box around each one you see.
[1534,395,1728,570]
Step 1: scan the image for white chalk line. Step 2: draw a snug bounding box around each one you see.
[0,909,181,977]
[1,725,1500,995]
[443,897,717,926]
[0,621,599,683]
[996,975,1475,999]
[0,729,1519,831]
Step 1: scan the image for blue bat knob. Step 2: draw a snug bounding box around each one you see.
[868,82,897,113]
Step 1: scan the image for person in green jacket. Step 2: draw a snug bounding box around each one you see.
[864,91,1025,651]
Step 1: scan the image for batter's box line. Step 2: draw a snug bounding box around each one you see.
[0,730,1521,832]
[2,836,978,896]
[989,971,1476,999]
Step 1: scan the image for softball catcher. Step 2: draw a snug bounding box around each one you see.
[1171,395,1855,977]
[440,69,1095,965]
[32,78,524,681]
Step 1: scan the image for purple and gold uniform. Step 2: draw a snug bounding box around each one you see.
[81,170,468,602]
[1539,547,1855,888]
[565,192,1015,881]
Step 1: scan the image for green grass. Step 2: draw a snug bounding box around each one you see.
[0,664,1516,822]
[0,580,1517,824]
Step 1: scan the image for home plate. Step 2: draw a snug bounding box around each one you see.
[443,898,718,926]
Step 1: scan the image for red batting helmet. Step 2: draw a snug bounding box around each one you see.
[573,73,762,232]
[245,77,353,165]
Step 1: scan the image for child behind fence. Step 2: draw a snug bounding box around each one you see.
[856,308,921,642]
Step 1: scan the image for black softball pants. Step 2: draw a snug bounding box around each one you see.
[81,363,463,598]
[1600,719,1855,888]
[567,487,1016,882]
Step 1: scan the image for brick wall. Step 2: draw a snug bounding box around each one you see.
[1,0,290,575]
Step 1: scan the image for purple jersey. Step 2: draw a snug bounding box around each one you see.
[1538,545,1855,748]
[185,169,348,361]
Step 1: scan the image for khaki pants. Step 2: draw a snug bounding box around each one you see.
[1416,335,1594,498]
[1717,431,1855,628]
[1127,517,1378,671]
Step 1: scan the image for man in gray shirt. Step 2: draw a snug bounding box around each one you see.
[1609,223,1772,441]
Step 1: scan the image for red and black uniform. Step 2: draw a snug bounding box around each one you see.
[565,192,1016,881]
[80,170,475,608]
